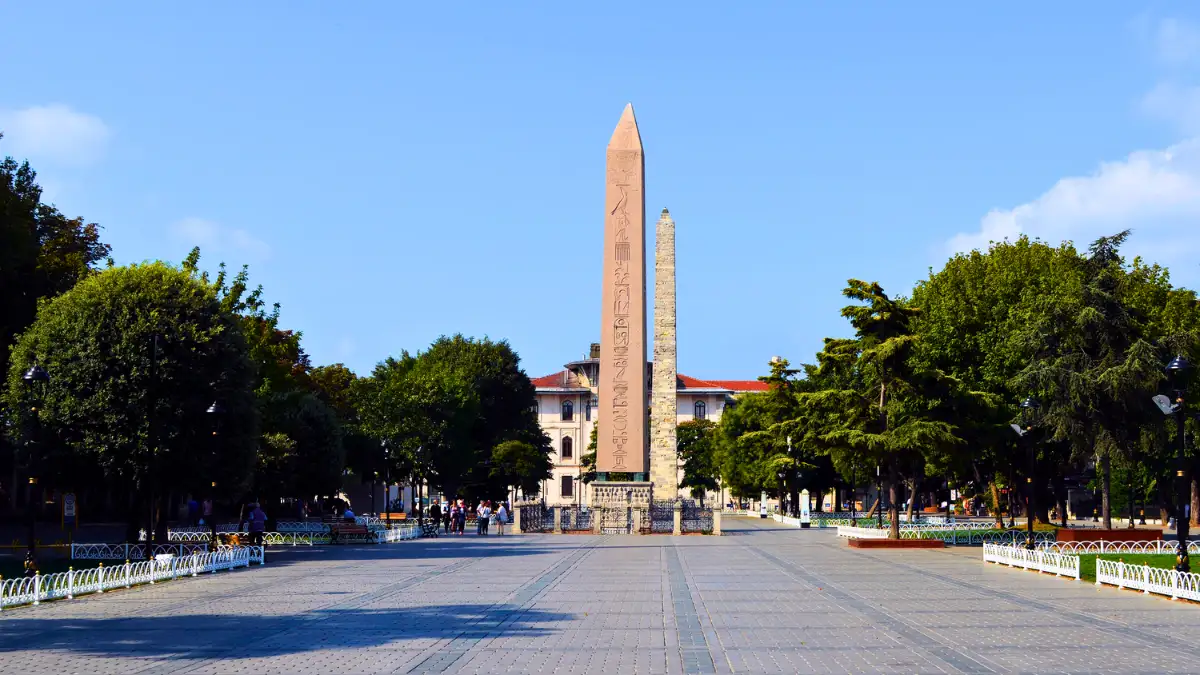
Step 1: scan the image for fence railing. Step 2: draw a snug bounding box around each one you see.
[558,506,593,532]
[982,543,1080,579]
[836,525,890,539]
[1041,540,1200,555]
[3,547,262,610]
[836,524,1057,546]
[1096,559,1200,601]
[376,523,422,542]
[72,542,223,560]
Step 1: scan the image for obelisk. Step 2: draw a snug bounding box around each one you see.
[650,208,679,496]
[598,104,648,476]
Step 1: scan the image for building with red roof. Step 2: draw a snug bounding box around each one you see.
[532,343,767,506]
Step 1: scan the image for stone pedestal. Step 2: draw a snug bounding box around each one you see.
[713,510,722,536]
[673,505,682,535]
[553,507,562,534]
[590,481,654,534]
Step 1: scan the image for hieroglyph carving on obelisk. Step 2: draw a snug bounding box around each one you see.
[598,104,648,475]
[650,208,679,495]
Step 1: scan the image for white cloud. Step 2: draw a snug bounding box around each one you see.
[946,17,1200,288]
[0,104,111,166]
[171,217,272,261]
[947,139,1200,286]
[1155,18,1200,67]
[1140,82,1200,134]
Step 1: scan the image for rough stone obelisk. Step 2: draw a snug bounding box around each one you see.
[598,103,648,477]
[650,208,679,496]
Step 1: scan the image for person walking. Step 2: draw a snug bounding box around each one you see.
[482,501,493,535]
[247,502,267,547]
[495,503,507,536]
[443,502,452,534]
[456,501,467,535]
[429,500,441,532]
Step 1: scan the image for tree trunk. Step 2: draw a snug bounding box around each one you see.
[865,497,880,519]
[1055,473,1067,528]
[1100,454,1112,530]
[888,460,900,539]
[990,481,1003,528]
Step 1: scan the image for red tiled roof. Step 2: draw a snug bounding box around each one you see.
[533,368,764,392]
[707,379,770,392]
[676,374,722,390]
[531,370,587,389]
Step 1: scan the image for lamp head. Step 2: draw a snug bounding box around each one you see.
[206,402,225,415]
[1166,355,1193,388]
[22,364,49,384]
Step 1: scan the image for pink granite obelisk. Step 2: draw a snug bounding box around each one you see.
[598,104,648,475]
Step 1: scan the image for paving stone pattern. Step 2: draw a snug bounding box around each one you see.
[3,518,1200,673]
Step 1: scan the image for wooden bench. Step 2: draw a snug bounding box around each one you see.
[329,523,372,544]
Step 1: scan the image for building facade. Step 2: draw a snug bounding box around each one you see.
[532,344,766,506]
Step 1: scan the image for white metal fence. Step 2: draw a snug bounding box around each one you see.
[2,547,262,610]
[1096,559,1200,601]
[1041,540,1199,555]
[835,524,1055,546]
[982,543,1080,579]
[157,522,419,546]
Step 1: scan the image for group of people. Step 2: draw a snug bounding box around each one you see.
[430,499,509,536]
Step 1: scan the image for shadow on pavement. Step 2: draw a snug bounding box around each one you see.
[0,603,574,657]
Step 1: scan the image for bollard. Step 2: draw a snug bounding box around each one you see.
[124,560,131,588]
[67,567,74,599]
[673,505,682,536]
[713,510,722,536]
[33,572,40,605]
[97,563,105,593]
[553,507,562,534]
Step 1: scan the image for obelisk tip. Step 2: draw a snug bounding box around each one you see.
[608,103,642,150]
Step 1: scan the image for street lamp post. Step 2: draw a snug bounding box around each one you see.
[850,460,857,526]
[776,470,786,516]
[382,441,390,528]
[206,401,224,550]
[876,464,883,529]
[1166,355,1193,573]
[1019,396,1041,550]
[22,364,50,557]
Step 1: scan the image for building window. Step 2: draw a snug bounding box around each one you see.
[531,401,539,415]
[561,475,574,498]
[561,400,573,421]
[694,400,707,420]
[561,436,573,460]
[585,396,592,421]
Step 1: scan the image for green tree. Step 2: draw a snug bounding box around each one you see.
[491,440,552,497]
[579,426,598,485]
[410,335,547,501]
[4,262,257,541]
[1,141,111,505]
[808,281,964,537]
[678,419,718,504]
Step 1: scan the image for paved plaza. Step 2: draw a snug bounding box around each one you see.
[3,518,1200,674]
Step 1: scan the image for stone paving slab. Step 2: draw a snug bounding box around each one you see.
[4,518,1200,673]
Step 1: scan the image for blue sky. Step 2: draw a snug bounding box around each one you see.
[4,2,1200,380]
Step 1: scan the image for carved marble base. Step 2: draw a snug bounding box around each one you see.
[590,481,654,534]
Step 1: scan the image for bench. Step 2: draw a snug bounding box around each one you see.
[329,523,373,544]
[421,522,440,538]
